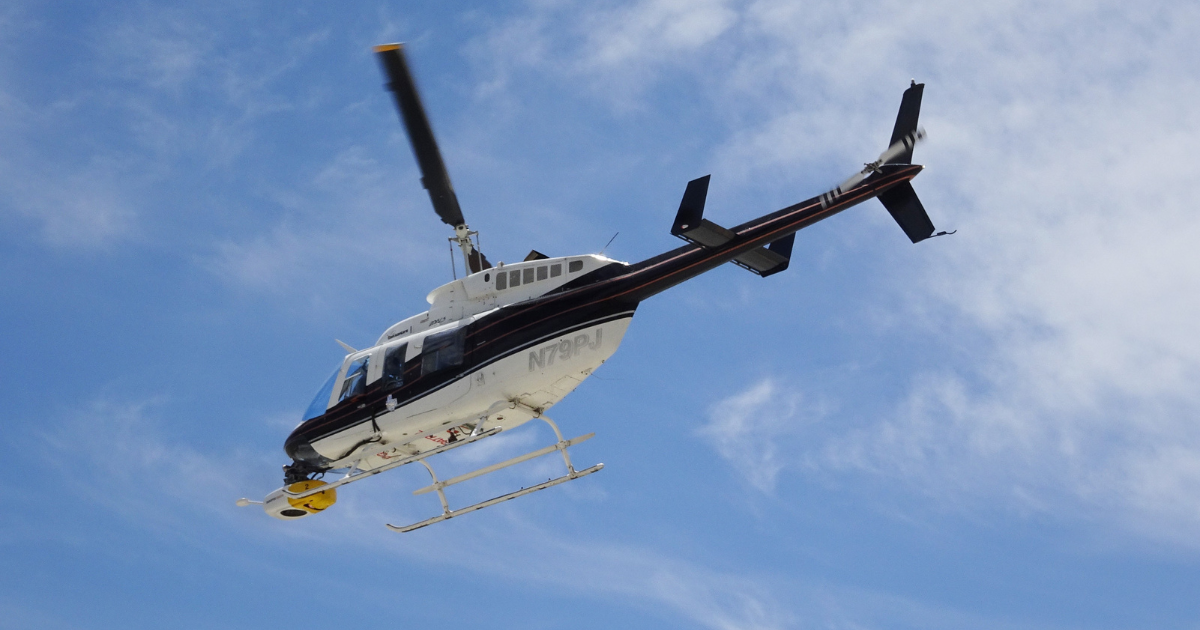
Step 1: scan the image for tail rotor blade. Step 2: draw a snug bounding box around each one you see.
[821,127,926,208]
[374,44,466,228]
[879,127,926,166]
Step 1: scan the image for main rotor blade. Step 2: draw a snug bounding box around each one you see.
[374,44,465,228]
[468,249,491,274]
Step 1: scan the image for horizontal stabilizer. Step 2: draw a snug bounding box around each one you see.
[878,182,936,243]
[671,175,737,248]
[677,219,735,247]
[669,174,796,274]
[732,233,795,277]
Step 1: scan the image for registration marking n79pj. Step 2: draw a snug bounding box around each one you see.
[528,328,603,372]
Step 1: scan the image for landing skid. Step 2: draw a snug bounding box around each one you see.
[387,409,603,533]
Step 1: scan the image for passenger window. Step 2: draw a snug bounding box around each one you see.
[537,266,548,281]
[383,343,407,390]
[509,270,521,287]
[338,356,369,403]
[569,260,583,273]
[523,268,535,284]
[421,328,466,376]
[550,264,562,277]
[496,271,507,290]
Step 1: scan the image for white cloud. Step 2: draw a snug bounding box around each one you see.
[699,378,818,492]
[576,0,739,70]
[469,0,739,108]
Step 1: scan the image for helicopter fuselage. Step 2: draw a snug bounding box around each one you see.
[283,164,923,481]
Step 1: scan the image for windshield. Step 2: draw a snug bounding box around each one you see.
[301,367,340,422]
[338,355,370,403]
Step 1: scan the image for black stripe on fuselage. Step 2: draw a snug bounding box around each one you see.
[286,166,920,464]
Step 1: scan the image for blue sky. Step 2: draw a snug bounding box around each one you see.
[3,1,1200,628]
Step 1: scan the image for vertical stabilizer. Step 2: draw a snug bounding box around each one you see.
[888,82,924,165]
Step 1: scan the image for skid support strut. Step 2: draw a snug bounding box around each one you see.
[387,410,603,533]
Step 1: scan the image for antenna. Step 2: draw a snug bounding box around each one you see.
[600,232,619,256]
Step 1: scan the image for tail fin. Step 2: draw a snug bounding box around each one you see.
[888,81,924,165]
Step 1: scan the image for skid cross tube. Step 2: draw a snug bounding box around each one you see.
[412,433,594,496]
[387,411,603,532]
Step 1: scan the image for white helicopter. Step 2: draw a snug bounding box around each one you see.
[237,43,949,532]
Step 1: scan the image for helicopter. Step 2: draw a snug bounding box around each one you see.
[237,43,948,532]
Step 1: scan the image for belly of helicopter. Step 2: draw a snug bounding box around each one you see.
[308,313,635,467]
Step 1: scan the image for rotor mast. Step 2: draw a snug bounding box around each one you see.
[451,224,484,276]
[375,43,491,275]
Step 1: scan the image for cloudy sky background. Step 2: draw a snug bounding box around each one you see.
[3,0,1199,628]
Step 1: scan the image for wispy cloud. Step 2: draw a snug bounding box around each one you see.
[34,394,792,629]
[417,521,795,630]
[0,3,330,250]
[31,391,1073,630]
[468,0,739,109]
[36,397,275,539]
[203,146,441,302]
[699,378,820,492]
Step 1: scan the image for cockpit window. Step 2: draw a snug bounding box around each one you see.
[338,355,369,403]
[301,367,340,421]
[383,343,407,390]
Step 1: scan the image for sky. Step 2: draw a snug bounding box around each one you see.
[2,0,1200,628]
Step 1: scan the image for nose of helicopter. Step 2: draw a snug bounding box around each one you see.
[284,427,331,467]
